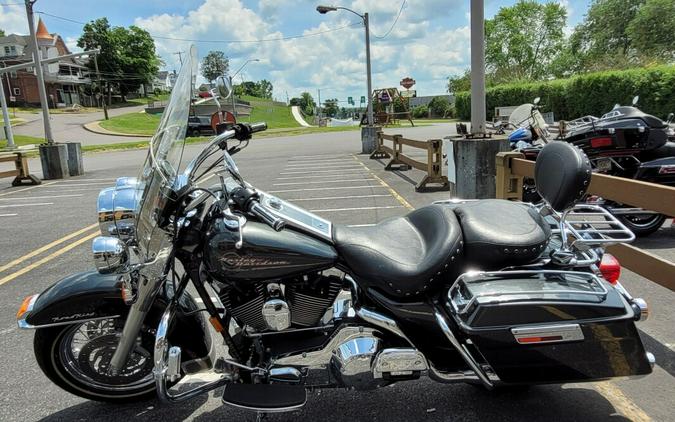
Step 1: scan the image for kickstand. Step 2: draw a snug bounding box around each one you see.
[256,412,267,422]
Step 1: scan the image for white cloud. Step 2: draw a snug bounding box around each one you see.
[134,0,470,101]
[0,5,28,35]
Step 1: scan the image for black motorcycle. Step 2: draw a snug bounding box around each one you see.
[513,97,675,236]
[17,48,654,412]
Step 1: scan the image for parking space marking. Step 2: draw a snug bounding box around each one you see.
[0,181,57,197]
[0,202,53,208]
[0,223,99,274]
[351,155,414,210]
[0,194,84,201]
[347,223,377,227]
[276,174,372,180]
[0,213,17,217]
[310,205,403,213]
[290,194,392,202]
[47,182,114,187]
[593,382,652,421]
[58,178,115,182]
[274,179,376,186]
[284,164,363,170]
[0,230,99,286]
[280,169,366,175]
[40,188,103,193]
[269,185,387,194]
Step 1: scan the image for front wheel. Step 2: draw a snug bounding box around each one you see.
[617,213,666,237]
[34,318,157,402]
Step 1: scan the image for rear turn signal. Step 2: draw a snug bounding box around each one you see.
[590,137,613,148]
[599,253,621,284]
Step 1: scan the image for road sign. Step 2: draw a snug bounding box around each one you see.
[348,96,354,105]
[9,96,15,102]
[400,89,416,98]
[378,91,391,104]
[400,77,416,90]
[360,96,366,104]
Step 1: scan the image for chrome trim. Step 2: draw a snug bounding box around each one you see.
[269,367,302,383]
[646,352,655,369]
[331,337,380,388]
[511,323,584,344]
[92,236,129,274]
[261,299,291,331]
[448,270,609,316]
[372,348,428,378]
[434,311,496,389]
[18,314,121,330]
[97,177,139,241]
[154,303,231,402]
[631,298,649,321]
[355,306,414,346]
[258,191,332,241]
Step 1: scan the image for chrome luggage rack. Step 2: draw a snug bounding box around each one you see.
[448,270,609,316]
[545,203,635,248]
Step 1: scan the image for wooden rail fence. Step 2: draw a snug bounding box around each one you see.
[496,151,675,292]
[370,132,449,192]
[0,147,40,186]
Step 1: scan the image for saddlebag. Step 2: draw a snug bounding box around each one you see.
[446,270,652,384]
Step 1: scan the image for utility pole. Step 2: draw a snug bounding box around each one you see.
[469,0,486,135]
[317,88,322,122]
[229,75,237,119]
[93,54,108,120]
[25,0,54,144]
[0,76,15,148]
[364,12,373,127]
[174,51,183,65]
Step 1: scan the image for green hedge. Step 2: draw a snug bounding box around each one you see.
[455,66,675,121]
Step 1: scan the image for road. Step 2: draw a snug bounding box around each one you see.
[0,125,673,421]
[12,105,148,145]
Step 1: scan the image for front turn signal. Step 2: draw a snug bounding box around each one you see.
[17,294,38,320]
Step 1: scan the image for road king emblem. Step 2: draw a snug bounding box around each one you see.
[221,252,291,269]
[51,312,96,322]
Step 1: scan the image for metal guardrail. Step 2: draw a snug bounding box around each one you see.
[0,147,41,186]
[496,151,675,292]
[370,132,449,191]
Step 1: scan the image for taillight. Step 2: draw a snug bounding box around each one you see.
[590,137,613,148]
[658,164,675,175]
[599,253,621,284]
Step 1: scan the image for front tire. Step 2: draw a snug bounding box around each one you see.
[34,318,157,403]
[617,213,666,237]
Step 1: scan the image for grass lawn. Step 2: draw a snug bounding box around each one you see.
[99,112,161,136]
[237,95,300,129]
[0,134,44,149]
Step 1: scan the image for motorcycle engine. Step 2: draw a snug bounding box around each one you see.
[216,272,343,332]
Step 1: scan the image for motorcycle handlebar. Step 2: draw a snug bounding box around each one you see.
[249,201,285,231]
[248,122,267,133]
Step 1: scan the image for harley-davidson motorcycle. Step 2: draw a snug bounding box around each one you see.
[508,97,675,236]
[17,48,654,413]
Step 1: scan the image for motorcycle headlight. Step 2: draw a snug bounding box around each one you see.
[92,236,129,273]
[97,177,138,241]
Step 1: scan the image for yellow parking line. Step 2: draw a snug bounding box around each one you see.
[0,181,56,197]
[0,223,98,274]
[593,382,652,421]
[351,154,414,210]
[0,230,99,286]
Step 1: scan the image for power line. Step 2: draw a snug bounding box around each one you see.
[35,11,361,44]
[372,0,406,39]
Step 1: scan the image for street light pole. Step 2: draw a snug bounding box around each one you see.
[229,58,259,119]
[317,5,377,152]
[364,12,373,127]
[25,0,54,144]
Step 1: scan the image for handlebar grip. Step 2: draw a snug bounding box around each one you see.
[249,201,285,231]
[249,122,267,133]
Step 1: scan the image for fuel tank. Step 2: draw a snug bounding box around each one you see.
[204,219,338,282]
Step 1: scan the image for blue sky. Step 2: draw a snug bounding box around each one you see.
[0,0,590,103]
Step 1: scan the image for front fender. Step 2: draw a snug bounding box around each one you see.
[18,270,213,369]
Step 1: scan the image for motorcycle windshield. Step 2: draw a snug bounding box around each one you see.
[134,45,198,261]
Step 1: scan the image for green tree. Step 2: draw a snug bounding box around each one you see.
[627,0,675,62]
[0,29,5,37]
[299,92,315,115]
[428,96,451,118]
[322,98,339,117]
[201,51,229,84]
[485,0,567,82]
[77,18,159,101]
[256,79,273,99]
[570,0,645,70]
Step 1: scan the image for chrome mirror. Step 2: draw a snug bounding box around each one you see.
[93,236,129,273]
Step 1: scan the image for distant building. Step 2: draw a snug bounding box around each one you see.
[0,19,91,107]
[409,94,454,108]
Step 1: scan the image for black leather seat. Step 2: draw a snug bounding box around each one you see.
[334,204,463,298]
[453,199,551,270]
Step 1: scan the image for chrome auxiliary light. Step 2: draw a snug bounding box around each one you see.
[97,177,139,240]
[92,236,129,273]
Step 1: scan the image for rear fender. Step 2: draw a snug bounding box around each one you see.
[18,270,212,369]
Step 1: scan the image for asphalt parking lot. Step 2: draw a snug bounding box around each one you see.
[0,126,673,421]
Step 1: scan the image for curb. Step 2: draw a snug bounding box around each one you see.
[82,121,151,138]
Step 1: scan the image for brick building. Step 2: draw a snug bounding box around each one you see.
[0,19,91,107]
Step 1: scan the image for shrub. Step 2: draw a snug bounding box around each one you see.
[454,65,675,121]
[412,105,429,119]
[428,96,451,117]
